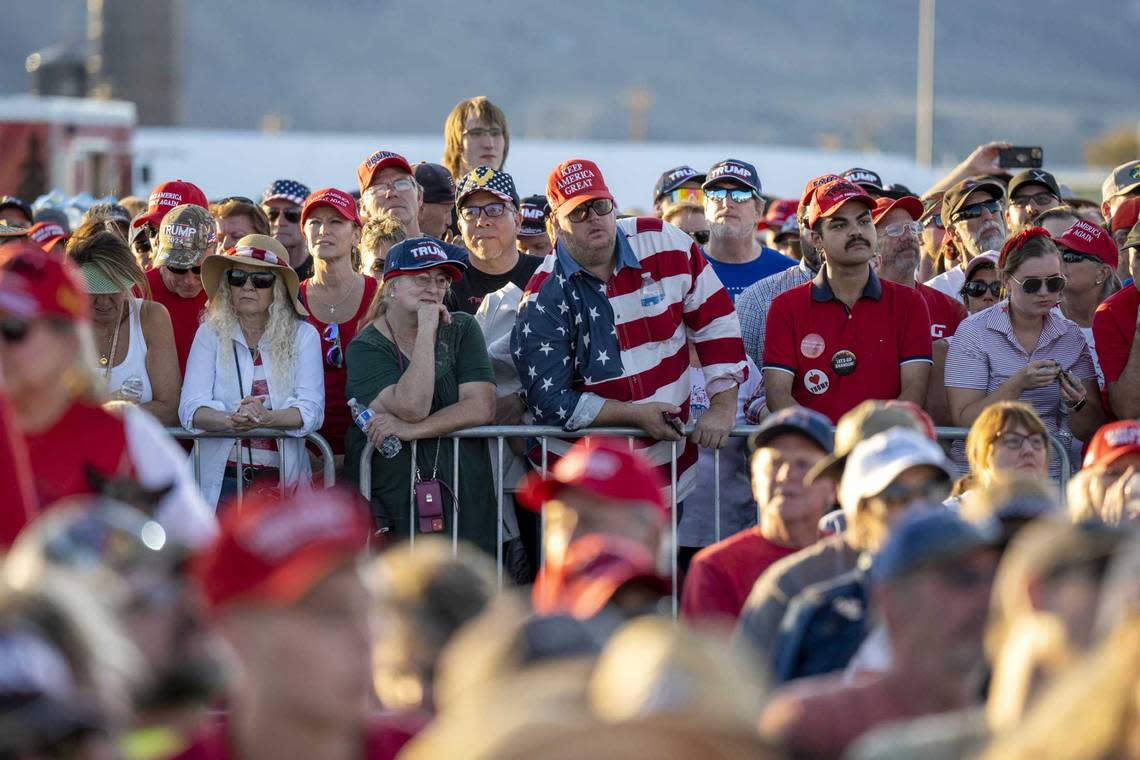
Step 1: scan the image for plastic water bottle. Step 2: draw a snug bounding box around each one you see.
[348,398,401,458]
[118,375,145,403]
[639,272,665,307]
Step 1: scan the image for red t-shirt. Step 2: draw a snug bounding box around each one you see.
[300,276,380,456]
[23,400,133,509]
[0,390,36,546]
[1093,284,1139,418]
[916,282,966,340]
[764,268,933,423]
[681,528,799,622]
[146,266,207,375]
[172,714,422,760]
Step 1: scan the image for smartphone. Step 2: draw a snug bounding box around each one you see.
[998,146,1044,169]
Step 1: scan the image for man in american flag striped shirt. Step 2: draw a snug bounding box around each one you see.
[511,158,748,500]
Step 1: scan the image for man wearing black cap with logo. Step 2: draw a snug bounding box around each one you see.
[0,196,33,228]
[260,179,313,280]
[1006,169,1062,233]
[449,167,541,315]
[516,194,553,258]
[702,159,796,300]
[843,168,889,199]
[924,176,1007,301]
[414,162,458,242]
[681,408,835,622]
[652,165,705,217]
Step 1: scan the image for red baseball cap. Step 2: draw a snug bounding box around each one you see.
[0,243,90,322]
[131,179,209,230]
[1056,219,1119,270]
[356,150,414,194]
[533,534,669,620]
[1111,197,1140,234]
[871,195,925,225]
[193,489,370,612]
[807,179,876,228]
[27,221,69,252]
[545,159,615,218]
[1083,421,1140,470]
[758,198,799,232]
[798,173,844,222]
[300,187,361,227]
[517,438,667,515]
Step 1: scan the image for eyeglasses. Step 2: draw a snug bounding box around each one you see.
[691,230,711,245]
[924,213,944,230]
[881,221,923,238]
[566,198,615,224]
[463,127,503,140]
[364,178,416,197]
[266,207,302,224]
[1009,274,1066,294]
[874,480,949,509]
[1061,249,1101,266]
[962,280,1003,298]
[994,431,1047,452]
[704,187,755,204]
[458,202,508,221]
[1010,191,1058,208]
[165,265,202,276]
[951,199,1003,222]
[669,188,705,205]
[322,323,343,368]
[0,317,30,344]
[226,269,277,289]
[408,272,451,291]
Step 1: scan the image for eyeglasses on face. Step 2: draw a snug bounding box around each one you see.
[1009,274,1066,294]
[407,272,451,291]
[874,481,950,509]
[952,199,1003,222]
[226,269,277,289]
[0,317,30,344]
[463,127,503,140]
[962,280,1003,298]
[1010,191,1058,208]
[704,187,755,204]
[994,431,1047,452]
[566,198,615,224]
[166,265,202,276]
[459,202,508,221]
[881,221,923,238]
[924,213,944,230]
[364,178,416,197]
[266,207,302,224]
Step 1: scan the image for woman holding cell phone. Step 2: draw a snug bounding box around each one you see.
[945,228,1104,478]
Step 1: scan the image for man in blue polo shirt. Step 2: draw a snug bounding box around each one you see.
[763,179,933,422]
[702,159,796,301]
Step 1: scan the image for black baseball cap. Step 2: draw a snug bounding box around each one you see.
[413,162,456,204]
[1007,169,1061,201]
[519,195,550,237]
[0,196,33,225]
[703,159,762,196]
[653,166,705,201]
[942,177,1006,223]
[747,407,834,455]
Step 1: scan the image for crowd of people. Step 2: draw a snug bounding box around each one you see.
[2,94,1140,758]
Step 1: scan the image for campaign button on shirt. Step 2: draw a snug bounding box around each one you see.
[831,350,857,376]
[804,368,830,395]
[801,333,825,359]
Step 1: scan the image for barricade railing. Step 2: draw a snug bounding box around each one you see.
[166,428,336,507]
[358,424,1072,599]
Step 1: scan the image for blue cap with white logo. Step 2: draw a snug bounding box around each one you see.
[703,159,762,195]
[382,236,468,283]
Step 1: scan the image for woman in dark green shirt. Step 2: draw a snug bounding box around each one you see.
[344,237,498,555]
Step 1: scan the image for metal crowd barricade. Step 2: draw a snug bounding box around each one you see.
[166,428,336,507]
[358,424,1072,598]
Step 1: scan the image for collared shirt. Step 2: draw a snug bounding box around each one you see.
[1093,283,1139,417]
[511,217,747,499]
[737,260,815,367]
[924,265,966,303]
[945,300,1095,478]
[763,266,933,422]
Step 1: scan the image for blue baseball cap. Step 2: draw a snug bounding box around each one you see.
[381,236,468,283]
[703,159,762,196]
[748,407,834,455]
[653,166,706,201]
[871,507,997,586]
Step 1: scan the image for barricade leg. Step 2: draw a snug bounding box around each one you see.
[671,439,679,619]
[408,440,418,551]
[452,437,460,555]
[496,437,505,590]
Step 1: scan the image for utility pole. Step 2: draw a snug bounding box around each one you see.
[916,0,935,167]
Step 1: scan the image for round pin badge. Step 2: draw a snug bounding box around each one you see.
[800,333,825,359]
[831,350,857,376]
[804,368,830,395]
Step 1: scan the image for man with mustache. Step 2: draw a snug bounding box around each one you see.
[873,195,967,340]
[925,177,1008,302]
[764,179,933,422]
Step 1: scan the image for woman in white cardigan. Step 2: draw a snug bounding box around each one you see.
[179,235,324,508]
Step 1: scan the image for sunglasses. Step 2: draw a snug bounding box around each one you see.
[458,202,508,221]
[881,221,923,238]
[704,187,755,204]
[691,230,711,245]
[962,280,1003,298]
[951,199,1003,222]
[266,207,302,224]
[322,323,343,368]
[669,187,705,205]
[0,317,30,344]
[924,213,944,230]
[133,235,152,254]
[1061,249,1101,266]
[226,269,277,289]
[566,198,615,223]
[166,265,202,275]
[1010,191,1057,208]
[1009,274,1066,294]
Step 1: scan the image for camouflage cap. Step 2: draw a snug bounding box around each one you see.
[154,204,216,268]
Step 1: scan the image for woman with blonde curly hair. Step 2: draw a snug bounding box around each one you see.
[441,96,510,180]
[179,235,324,508]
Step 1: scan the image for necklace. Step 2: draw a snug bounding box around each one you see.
[311,275,362,317]
[100,302,126,378]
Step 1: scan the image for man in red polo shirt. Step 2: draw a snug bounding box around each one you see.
[764,179,933,422]
[872,195,966,340]
[146,202,216,373]
[681,408,835,622]
[1093,227,1140,419]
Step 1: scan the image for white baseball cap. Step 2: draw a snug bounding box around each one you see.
[838,428,956,516]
